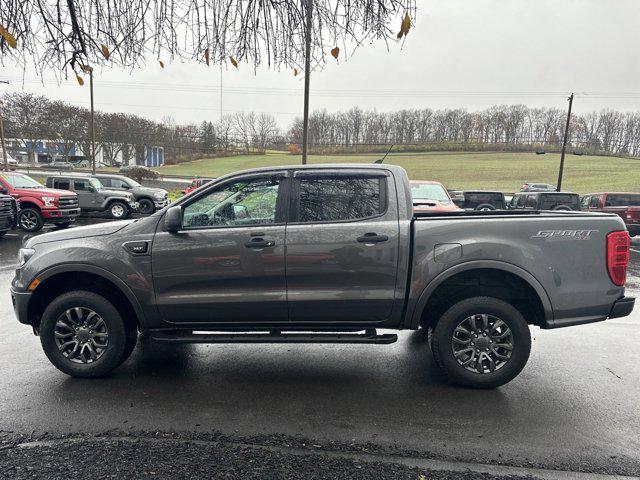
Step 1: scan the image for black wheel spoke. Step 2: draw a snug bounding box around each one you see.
[451,313,514,375]
[54,308,109,364]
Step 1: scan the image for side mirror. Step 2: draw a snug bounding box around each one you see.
[164,205,183,232]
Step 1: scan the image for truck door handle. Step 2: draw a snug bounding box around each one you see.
[357,233,389,244]
[245,237,275,248]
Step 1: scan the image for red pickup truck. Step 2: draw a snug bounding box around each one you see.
[0,172,80,232]
[581,192,640,236]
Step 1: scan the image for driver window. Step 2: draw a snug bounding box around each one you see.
[182,176,281,229]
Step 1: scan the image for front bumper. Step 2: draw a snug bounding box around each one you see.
[609,296,635,319]
[129,201,139,212]
[11,288,32,325]
[42,208,80,222]
[154,198,170,209]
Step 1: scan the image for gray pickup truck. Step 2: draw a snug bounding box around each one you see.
[11,164,634,388]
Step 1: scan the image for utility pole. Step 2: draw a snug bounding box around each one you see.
[556,93,574,192]
[301,0,313,165]
[89,68,96,174]
[0,80,9,172]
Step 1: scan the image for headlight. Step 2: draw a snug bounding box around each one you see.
[154,192,165,199]
[18,248,35,266]
[41,196,56,207]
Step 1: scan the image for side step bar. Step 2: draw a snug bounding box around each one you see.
[150,329,398,345]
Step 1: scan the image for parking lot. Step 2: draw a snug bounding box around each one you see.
[0,221,639,478]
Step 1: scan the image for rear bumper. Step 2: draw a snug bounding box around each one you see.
[609,296,635,319]
[10,288,32,325]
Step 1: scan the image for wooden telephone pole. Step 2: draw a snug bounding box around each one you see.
[301,0,313,165]
[556,93,574,192]
[0,80,9,172]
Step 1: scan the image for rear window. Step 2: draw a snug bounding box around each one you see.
[604,194,640,207]
[540,194,579,209]
[297,177,385,222]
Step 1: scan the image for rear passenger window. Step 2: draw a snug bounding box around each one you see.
[53,179,70,190]
[297,176,385,223]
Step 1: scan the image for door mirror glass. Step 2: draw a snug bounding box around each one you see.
[164,205,183,232]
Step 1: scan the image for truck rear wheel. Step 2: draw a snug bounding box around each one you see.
[18,207,44,232]
[39,291,130,377]
[431,296,531,389]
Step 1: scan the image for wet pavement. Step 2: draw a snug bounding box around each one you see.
[0,223,639,478]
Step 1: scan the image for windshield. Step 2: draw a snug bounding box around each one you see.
[125,178,141,187]
[410,183,450,203]
[1,173,44,189]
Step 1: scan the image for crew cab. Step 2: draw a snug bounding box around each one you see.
[0,193,17,237]
[458,190,506,210]
[0,172,79,232]
[410,180,462,213]
[581,192,640,236]
[45,175,138,219]
[11,164,634,388]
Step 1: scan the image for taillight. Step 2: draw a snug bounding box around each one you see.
[606,231,630,286]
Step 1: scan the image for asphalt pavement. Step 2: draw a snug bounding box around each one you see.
[0,224,639,479]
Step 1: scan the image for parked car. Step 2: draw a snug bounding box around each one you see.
[0,172,79,232]
[183,178,214,195]
[0,193,17,237]
[459,191,506,210]
[0,149,19,169]
[410,180,462,212]
[45,175,138,219]
[49,160,74,170]
[92,174,169,215]
[581,192,640,236]
[521,182,556,192]
[10,164,634,388]
[509,192,580,211]
[448,189,464,207]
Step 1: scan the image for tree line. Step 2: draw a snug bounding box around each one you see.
[288,105,640,156]
[4,92,640,165]
[1,93,281,165]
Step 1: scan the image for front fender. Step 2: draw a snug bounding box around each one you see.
[406,259,554,329]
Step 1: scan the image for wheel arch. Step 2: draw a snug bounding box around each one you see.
[408,260,553,330]
[27,264,147,331]
[17,200,42,211]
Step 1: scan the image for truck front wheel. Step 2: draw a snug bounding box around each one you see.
[431,296,531,389]
[18,207,44,232]
[39,291,131,377]
[109,201,129,219]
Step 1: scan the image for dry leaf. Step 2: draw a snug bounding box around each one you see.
[230,56,238,68]
[0,25,17,49]
[330,46,339,60]
[100,43,110,60]
[76,74,85,86]
[159,60,165,68]
[205,48,210,66]
[79,63,93,74]
[398,13,411,39]
[294,68,299,76]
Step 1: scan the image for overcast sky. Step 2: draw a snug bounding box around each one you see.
[2,0,640,127]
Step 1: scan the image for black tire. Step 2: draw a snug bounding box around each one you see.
[431,296,531,389]
[475,203,496,211]
[551,205,571,211]
[18,207,44,232]
[116,325,139,367]
[137,198,155,215]
[40,291,128,377]
[109,201,130,219]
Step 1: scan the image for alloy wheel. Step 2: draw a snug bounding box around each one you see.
[20,211,38,230]
[54,307,109,364]
[111,204,125,218]
[451,313,514,374]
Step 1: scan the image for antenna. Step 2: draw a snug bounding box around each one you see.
[375,144,394,164]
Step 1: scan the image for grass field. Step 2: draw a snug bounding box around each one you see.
[157,151,640,194]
